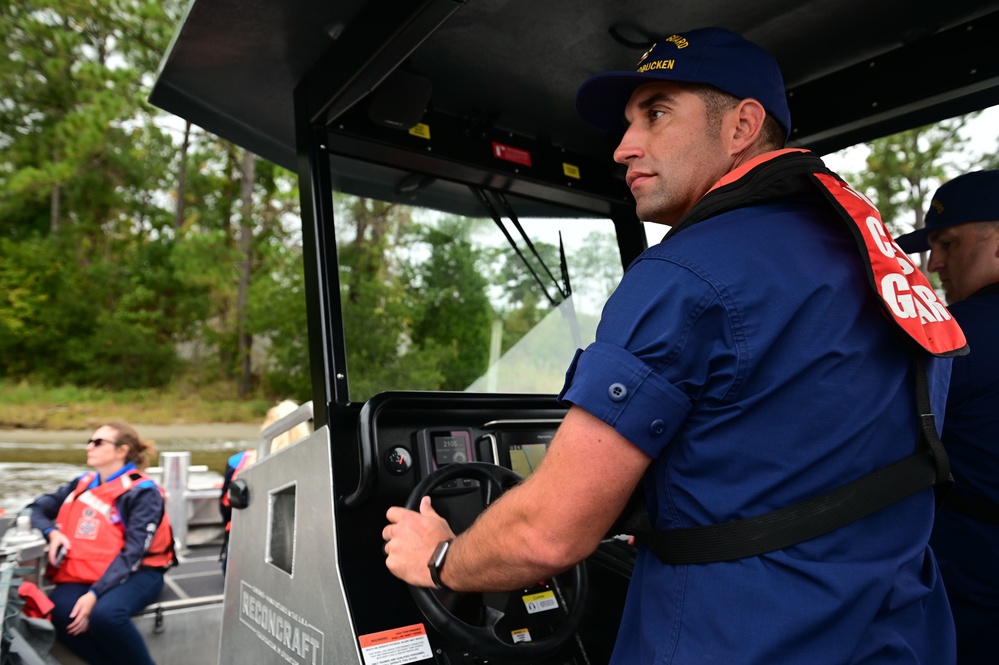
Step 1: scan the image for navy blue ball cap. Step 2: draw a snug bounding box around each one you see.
[575,27,791,139]
[895,170,999,253]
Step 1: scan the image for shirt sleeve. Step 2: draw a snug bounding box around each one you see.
[28,478,81,539]
[559,253,744,458]
[91,484,166,597]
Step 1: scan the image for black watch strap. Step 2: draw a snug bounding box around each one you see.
[428,538,453,591]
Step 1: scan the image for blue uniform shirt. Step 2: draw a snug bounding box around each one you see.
[561,196,955,664]
[929,282,999,664]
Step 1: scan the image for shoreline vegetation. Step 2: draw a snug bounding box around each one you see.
[0,378,272,431]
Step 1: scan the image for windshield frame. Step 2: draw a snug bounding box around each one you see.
[299,129,646,426]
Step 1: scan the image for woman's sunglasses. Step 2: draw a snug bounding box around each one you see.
[86,438,118,447]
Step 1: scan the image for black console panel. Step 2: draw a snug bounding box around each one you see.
[339,392,632,665]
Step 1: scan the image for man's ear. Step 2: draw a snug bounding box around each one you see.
[725,99,766,154]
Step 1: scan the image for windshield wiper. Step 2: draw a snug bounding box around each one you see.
[469,186,571,307]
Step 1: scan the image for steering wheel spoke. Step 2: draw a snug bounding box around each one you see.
[404,462,588,661]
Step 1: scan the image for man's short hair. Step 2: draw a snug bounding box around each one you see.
[687,83,787,151]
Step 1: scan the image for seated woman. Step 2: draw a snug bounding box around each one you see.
[28,421,175,665]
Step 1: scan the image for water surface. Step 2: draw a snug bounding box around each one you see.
[0,434,256,515]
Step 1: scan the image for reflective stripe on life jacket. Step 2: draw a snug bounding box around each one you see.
[49,471,175,584]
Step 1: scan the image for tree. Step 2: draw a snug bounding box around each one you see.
[404,217,495,390]
[0,0,211,388]
[0,0,308,395]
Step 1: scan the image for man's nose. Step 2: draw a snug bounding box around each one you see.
[927,248,944,273]
[613,126,643,164]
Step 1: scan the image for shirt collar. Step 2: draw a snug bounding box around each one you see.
[966,281,999,300]
[87,462,137,489]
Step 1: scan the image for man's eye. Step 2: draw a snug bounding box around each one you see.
[648,109,665,121]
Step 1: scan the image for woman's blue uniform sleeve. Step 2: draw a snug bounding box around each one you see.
[28,477,84,539]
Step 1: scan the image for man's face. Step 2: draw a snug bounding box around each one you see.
[613,82,733,226]
[926,221,999,304]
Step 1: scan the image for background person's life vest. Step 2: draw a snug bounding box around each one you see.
[48,471,175,585]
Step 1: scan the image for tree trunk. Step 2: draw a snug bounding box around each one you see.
[50,148,61,233]
[50,184,61,234]
[237,149,256,397]
[217,146,236,372]
[174,122,191,231]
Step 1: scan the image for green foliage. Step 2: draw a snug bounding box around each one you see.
[405,220,495,390]
[0,232,209,388]
[849,118,972,235]
[247,235,311,400]
[0,377,269,429]
[842,118,975,276]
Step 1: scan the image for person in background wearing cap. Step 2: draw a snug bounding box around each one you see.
[385,27,961,664]
[896,171,999,665]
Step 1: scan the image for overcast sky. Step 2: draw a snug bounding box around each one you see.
[823,104,999,177]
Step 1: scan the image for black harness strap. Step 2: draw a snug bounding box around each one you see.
[637,357,951,564]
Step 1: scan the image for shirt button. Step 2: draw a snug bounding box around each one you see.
[608,383,628,401]
[649,419,665,436]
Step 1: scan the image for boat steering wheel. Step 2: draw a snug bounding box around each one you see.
[404,462,588,661]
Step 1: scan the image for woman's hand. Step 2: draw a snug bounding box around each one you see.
[66,591,97,635]
[47,530,71,567]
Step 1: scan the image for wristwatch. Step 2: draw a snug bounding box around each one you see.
[428,538,453,591]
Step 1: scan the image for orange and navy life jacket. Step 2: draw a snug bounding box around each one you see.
[49,470,175,584]
[222,449,256,532]
[668,148,968,358]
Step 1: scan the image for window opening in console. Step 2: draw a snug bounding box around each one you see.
[268,483,297,575]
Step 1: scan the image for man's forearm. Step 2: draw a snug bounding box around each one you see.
[439,486,577,592]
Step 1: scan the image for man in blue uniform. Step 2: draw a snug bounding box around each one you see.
[896,171,999,665]
[385,27,964,663]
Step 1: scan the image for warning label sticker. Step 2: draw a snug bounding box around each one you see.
[492,142,533,167]
[512,627,532,643]
[409,124,431,140]
[522,590,558,614]
[358,623,433,665]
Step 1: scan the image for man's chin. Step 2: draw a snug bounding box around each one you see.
[634,206,676,227]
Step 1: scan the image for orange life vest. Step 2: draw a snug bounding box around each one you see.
[49,471,175,584]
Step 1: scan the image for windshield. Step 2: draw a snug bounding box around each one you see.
[333,193,623,401]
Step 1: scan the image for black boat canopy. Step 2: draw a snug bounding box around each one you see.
[151,0,999,208]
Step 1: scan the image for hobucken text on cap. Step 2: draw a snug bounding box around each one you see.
[575,27,791,139]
